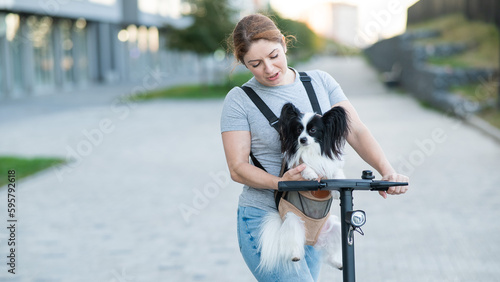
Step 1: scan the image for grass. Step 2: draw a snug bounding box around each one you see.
[418,95,500,130]
[451,78,499,102]
[450,76,500,129]
[426,56,472,69]
[129,71,254,101]
[409,14,499,69]
[0,156,65,187]
[478,107,500,129]
[417,99,443,113]
[408,14,466,32]
[408,14,500,130]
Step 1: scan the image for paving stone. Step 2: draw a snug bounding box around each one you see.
[0,56,499,282]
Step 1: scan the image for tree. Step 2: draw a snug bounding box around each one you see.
[163,0,235,85]
[266,9,325,64]
[165,0,235,55]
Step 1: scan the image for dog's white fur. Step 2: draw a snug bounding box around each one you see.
[289,112,345,182]
[258,211,343,272]
[258,212,306,273]
[257,112,345,273]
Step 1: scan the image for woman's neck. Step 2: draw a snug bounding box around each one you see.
[283,67,296,85]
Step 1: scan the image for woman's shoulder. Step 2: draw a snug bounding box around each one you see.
[224,86,245,103]
[224,75,256,98]
[224,83,257,109]
[302,69,339,88]
[301,69,333,81]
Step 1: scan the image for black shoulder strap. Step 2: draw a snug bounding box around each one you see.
[299,71,321,114]
[240,86,278,172]
[249,151,265,172]
[241,86,280,131]
[241,71,320,129]
[240,71,320,202]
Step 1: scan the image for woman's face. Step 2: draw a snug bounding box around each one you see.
[243,39,292,87]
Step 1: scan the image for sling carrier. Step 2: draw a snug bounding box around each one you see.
[240,71,333,245]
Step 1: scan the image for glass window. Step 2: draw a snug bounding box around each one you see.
[60,19,75,85]
[139,0,182,18]
[73,18,89,84]
[0,14,4,95]
[148,26,160,69]
[5,13,24,91]
[89,0,116,5]
[122,24,162,79]
[28,16,55,89]
[127,24,147,78]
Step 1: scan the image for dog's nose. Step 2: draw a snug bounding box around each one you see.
[299,137,307,145]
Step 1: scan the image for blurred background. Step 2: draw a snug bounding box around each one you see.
[0,0,498,118]
[0,0,499,281]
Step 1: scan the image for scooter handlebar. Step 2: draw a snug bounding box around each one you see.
[278,179,408,192]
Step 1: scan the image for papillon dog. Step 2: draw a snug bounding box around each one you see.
[258,102,350,272]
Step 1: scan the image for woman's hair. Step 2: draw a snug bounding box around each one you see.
[229,14,294,65]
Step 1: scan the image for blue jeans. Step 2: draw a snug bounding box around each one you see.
[237,206,322,282]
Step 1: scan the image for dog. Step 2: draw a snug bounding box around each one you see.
[258,102,350,273]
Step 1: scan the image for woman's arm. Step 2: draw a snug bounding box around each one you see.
[221,130,307,190]
[334,100,409,198]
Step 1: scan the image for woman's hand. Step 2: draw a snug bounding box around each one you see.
[379,172,409,199]
[280,164,307,182]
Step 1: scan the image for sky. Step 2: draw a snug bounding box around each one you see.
[270,0,420,46]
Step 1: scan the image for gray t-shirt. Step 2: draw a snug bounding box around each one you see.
[220,68,348,212]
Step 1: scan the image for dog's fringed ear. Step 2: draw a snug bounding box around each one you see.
[279,103,301,153]
[280,103,300,120]
[322,106,350,159]
[279,103,300,130]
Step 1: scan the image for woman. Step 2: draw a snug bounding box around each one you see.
[220,14,409,281]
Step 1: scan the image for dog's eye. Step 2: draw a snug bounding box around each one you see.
[296,126,303,134]
[309,127,317,134]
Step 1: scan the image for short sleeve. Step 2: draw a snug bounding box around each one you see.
[318,70,348,106]
[220,87,250,133]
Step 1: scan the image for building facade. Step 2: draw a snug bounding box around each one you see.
[0,0,220,100]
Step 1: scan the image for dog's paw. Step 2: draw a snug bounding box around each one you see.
[330,260,343,270]
[290,247,303,263]
[301,167,319,180]
[324,250,342,269]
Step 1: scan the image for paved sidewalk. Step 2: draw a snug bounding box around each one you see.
[0,56,499,281]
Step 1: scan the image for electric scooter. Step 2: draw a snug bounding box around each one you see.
[278,170,409,282]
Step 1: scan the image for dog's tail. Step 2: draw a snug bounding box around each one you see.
[258,211,305,273]
[258,211,283,273]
